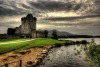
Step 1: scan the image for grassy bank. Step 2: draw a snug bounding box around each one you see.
[89,45,100,66]
[0,38,66,54]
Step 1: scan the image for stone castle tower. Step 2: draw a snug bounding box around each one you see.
[15,14,37,38]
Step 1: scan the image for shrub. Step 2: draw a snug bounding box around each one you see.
[54,43,62,47]
[64,41,75,46]
[75,41,81,44]
[81,40,88,44]
[89,45,100,65]
[75,40,88,45]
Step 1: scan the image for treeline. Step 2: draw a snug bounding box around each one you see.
[58,35,100,38]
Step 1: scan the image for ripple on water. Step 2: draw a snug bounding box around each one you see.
[37,45,90,67]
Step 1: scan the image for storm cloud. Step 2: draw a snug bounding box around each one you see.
[29,1,81,11]
[44,15,100,21]
[0,0,100,35]
[0,0,99,16]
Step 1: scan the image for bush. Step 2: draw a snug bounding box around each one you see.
[75,41,81,44]
[54,43,62,47]
[81,40,88,44]
[75,40,88,45]
[89,45,100,65]
[64,41,75,46]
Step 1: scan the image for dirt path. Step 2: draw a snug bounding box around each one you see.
[0,47,48,67]
[0,39,34,45]
[37,45,92,67]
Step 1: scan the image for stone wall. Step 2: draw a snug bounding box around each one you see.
[15,14,37,38]
[21,14,37,35]
[0,34,8,39]
[36,31,45,38]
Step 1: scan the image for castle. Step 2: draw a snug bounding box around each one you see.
[7,14,45,38]
[15,14,37,38]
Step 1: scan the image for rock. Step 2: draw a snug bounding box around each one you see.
[42,50,47,54]
[8,55,18,58]
[18,50,31,55]
[26,61,34,67]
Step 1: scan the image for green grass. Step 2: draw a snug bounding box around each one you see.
[0,38,66,54]
[0,38,30,43]
[89,45,100,65]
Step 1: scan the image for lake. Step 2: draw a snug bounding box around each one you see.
[36,38,100,67]
[37,46,90,67]
[59,38,100,44]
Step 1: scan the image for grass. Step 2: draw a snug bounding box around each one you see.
[22,38,66,49]
[0,38,30,43]
[88,44,100,66]
[0,38,66,54]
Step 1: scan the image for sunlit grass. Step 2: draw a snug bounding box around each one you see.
[0,38,30,43]
[0,38,66,54]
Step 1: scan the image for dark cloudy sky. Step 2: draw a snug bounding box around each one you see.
[0,0,100,35]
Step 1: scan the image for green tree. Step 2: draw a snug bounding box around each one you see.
[44,30,48,38]
[7,28,15,35]
[52,30,58,40]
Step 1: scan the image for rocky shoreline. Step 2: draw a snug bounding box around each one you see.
[25,46,54,67]
[35,45,92,67]
[0,46,54,67]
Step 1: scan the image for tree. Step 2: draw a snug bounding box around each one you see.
[52,30,58,40]
[44,30,48,38]
[7,28,15,35]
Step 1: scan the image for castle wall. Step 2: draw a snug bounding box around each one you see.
[21,14,36,36]
[15,25,21,35]
[36,32,45,38]
[32,32,36,38]
[21,21,31,34]
[14,14,45,38]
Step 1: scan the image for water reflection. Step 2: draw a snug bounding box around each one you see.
[37,45,89,67]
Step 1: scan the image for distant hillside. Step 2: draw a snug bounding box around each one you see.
[37,30,97,38]
[48,30,74,37]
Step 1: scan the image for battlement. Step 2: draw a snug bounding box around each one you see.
[21,14,37,22]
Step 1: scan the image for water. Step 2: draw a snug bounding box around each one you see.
[59,38,100,44]
[37,46,89,67]
[37,38,100,67]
